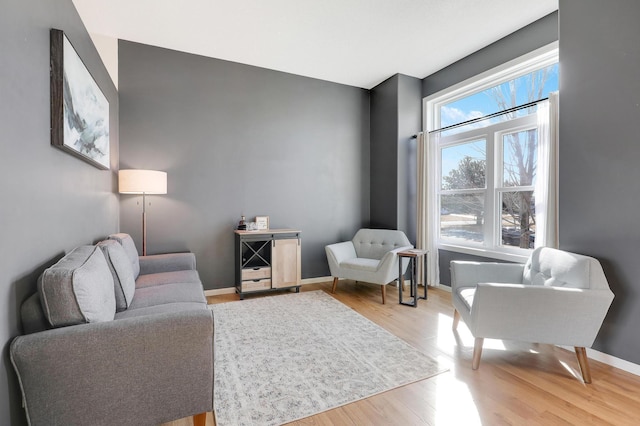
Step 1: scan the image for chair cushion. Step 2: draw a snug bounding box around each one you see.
[108,233,140,279]
[458,288,476,310]
[38,245,116,327]
[98,240,136,311]
[340,258,381,273]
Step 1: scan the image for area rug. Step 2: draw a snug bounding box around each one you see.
[210,290,447,426]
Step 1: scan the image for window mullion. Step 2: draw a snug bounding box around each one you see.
[485,132,496,247]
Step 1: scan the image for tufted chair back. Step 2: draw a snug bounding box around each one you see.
[351,228,412,260]
[522,246,609,290]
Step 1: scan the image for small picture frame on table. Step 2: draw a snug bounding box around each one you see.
[255,216,269,230]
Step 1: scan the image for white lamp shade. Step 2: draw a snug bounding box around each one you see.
[119,169,167,194]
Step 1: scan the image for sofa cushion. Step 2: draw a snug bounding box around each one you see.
[20,293,51,335]
[135,269,201,289]
[108,233,140,279]
[38,245,116,327]
[98,240,136,311]
[128,282,206,310]
[114,302,207,320]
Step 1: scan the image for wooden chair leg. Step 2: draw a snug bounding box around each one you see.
[452,309,460,330]
[193,412,207,426]
[331,277,339,294]
[575,346,592,384]
[381,284,386,304]
[472,337,484,370]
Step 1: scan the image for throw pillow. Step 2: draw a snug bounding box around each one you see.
[38,245,116,327]
[98,240,136,311]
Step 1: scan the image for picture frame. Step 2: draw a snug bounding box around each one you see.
[50,29,110,170]
[255,216,270,230]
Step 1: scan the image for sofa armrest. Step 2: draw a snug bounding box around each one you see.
[139,252,196,275]
[11,309,213,426]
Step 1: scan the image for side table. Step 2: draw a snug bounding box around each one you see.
[398,249,428,307]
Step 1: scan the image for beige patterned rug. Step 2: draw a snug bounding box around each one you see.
[210,290,448,426]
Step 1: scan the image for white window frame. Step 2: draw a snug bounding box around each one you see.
[424,42,558,263]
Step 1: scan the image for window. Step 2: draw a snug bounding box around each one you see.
[425,43,558,261]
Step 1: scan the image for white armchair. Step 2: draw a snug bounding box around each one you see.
[325,229,413,304]
[451,246,614,383]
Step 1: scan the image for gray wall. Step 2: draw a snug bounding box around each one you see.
[370,76,399,230]
[0,1,119,424]
[370,74,422,240]
[118,41,370,290]
[421,12,558,284]
[558,0,640,362]
[398,75,423,240]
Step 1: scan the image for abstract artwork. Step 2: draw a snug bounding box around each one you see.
[50,29,109,169]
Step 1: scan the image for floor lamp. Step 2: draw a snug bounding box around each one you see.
[118,169,167,256]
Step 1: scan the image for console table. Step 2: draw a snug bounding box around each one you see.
[234,229,301,299]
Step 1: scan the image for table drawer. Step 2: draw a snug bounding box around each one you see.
[242,279,272,292]
[242,266,271,281]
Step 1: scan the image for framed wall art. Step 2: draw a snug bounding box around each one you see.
[50,28,110,169]
[255,216,270,230]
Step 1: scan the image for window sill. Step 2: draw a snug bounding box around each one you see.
[438,243,530,263]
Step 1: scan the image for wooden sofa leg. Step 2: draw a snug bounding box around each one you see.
[452,309,460,331]
[381,284,386,304]
[472,337,484,370]
[575,347,592,384]
[331,277,339,294]
[193,412,207,426]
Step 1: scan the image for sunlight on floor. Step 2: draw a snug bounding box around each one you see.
[435,376,483,425]
[436,312,507,356]
[433,312,482,425]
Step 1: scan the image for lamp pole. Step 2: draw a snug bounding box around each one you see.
[142,192,147,256]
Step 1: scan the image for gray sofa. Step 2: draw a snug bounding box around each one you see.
[11,233,213,426]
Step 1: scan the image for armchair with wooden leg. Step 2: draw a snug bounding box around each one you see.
[451,246,615,383]
[325,229,413,304]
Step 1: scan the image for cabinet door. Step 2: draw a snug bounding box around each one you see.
[271,238,301,288]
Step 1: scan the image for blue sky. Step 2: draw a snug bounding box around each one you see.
[440,63,559,129]
[439,63,558,184]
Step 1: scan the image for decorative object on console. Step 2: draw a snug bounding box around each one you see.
[50,29,110,169]
[237,215,247,230]
[118,169,167,255]
[255,215,269,230]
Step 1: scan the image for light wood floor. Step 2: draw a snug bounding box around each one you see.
[164,281,640,426]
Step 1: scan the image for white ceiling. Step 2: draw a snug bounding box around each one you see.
[73,0,558,90]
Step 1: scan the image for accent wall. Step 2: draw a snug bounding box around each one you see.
[0,1,119,424]
[118,41,370,290]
